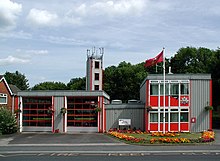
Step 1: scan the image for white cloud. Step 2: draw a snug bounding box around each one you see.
[64,0,146,25]
[0,30,32,39]
[0,56,30,66]
[26,50,49,55]
[14,49,49,59]
[0,0,22,31]
[26,8,59,27]
[90,0,146,16]
[40,35,91,46]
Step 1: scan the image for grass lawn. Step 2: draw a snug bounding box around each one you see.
[108,131,215,144]
[127,132,201,140]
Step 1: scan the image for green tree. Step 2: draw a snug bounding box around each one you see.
[104,61,147,102]
[170,47,214,73]
[4,71,29,90]
[211,48,220,108]
[67,77,86,90]
[0,106,18,134]
[32,82,68,90]
[170,46,220,108]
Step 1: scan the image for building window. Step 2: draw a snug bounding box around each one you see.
[149,109,189,124]
[170,84,179,95]
[150,84,158,95]
[94,85,99,90]
[95,73,99,80]
[160,83,169,95]
[181,83,189,95]
[0,93,7,104]
[170,113,178,122]
[160,112,168,122]
[95,61,99,69]
[180,109,189,122]
[150,113,158,122]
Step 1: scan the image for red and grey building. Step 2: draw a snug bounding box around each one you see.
[17,91,109,133]
[1,51,213,133]
[140,74,212,132]
[16,50,109,133]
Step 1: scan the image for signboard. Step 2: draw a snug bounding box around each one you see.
[191,117,196,123]
[119,119,131,126]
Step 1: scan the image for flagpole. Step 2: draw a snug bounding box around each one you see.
[163,48,166,134]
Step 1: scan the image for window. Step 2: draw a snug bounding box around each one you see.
[170,84,179,95]
[160,83,169,95]
[150,84,158,95]
[95,61,99,69]
[95,73,99,80]
[94,85,99,90]
[160,113,168,122]
[180,112,188,122]
[170,113,178,122]
[181,83,189,95]
[150,113,158,122]
[0,93,7,104]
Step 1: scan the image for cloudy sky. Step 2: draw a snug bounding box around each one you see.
[0,0,219,87]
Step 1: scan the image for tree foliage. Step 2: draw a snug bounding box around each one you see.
[0,106,18,135]
[170,47,215,73]
[170,47,220,108]
[32,82,68,90]
[67,77,86,90]
[4,71,29,90]
[104,61,147,102]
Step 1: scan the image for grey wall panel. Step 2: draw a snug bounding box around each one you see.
[140,81,146,103]
[106,106,145,131]
[18,91,110,99]
[54,96,64,132]
[191,80,210,132]
[22,127,52,132]
[67,127,98,133]
[146,74,211,81]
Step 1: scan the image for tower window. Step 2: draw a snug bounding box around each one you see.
[94,85,99,90]
[95,73,99,80]
[95,61,99,69]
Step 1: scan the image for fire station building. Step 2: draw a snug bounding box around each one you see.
[0,49,213,133]
[140,74,212,132]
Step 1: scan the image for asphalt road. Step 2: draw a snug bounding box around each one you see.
[0,129,220,157]
[0,154,220,161]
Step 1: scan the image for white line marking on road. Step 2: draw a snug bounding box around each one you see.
[0,154,6,157]
[1,150,220,155]
[0,143,126,147]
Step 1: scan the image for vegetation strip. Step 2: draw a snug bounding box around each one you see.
[107,130,215,144]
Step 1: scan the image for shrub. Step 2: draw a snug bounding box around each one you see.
[60,107,67,114]
[0,106,18,134]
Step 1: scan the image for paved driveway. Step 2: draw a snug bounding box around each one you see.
[1,129,220,146]
[3,133,122,145]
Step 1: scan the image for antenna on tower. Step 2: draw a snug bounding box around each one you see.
[92,46,95,57]
[87,49,90,58]
[99,47,104,58]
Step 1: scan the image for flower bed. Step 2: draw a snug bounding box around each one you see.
[151,132,180,137]
[201,131,215,142]
[107,130,215,144]
[108,131,146,143]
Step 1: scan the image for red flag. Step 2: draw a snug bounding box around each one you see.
[144,50,163,67]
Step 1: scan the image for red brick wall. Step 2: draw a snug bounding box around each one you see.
[0,80,12,111]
